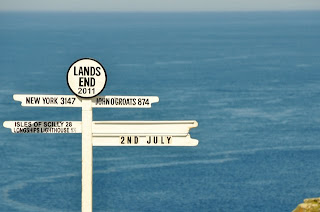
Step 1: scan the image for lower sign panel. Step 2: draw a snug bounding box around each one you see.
[92,134,198,146]
[3,121,82,133]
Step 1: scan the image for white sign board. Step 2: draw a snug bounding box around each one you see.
[93,135,197,146]
[92,120,198,146]
[3,121,81,133]
[13,94,159,108]
[93,95,159,108]
[67,58,107,98]
[92,120,197,135]
[13,94,83,107]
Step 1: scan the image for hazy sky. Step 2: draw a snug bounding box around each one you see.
[1,0,320,12]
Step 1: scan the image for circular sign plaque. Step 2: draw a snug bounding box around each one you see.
[67,58,107,98]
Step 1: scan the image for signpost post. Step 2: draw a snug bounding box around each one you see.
[82,99,93,212]
[3,58,198,212]
[67,58,108,212]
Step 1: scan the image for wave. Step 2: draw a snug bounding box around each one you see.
[0,157,236,211]
[208,145,320,157]
[2,144,319,211]
[204,55,249,62]
[94,158,237,174]
[154,60,192,65]
[93,154,184,162]
[224,107,296,121]
[115,63,143,67]
[296,64,311,68]
[1,173,78,212]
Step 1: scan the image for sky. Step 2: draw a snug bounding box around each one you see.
[1,0,320,12]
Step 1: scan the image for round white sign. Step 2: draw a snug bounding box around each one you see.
[67,58,107,98]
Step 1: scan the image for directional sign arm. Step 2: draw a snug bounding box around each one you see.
[3,121,82,133]
[92,95,159,108]
[93,134,198,146]
[13,94,82,107]
[91,120,198,146]
[92,120,197,135]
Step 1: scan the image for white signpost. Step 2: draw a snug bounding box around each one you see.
[3,58,198,212]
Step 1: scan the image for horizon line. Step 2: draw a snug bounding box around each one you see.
[0,9,320,13]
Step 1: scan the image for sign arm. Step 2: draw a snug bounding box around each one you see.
[13,94,23,106]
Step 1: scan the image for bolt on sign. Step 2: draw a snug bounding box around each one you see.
[3,58,198,212]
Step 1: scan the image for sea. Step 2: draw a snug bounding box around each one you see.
[0,11,320,212]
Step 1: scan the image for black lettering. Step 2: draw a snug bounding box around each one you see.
[79,67,84,75]
[74,66,78,75]
[79,77,84,86]
[79,77,95,87]
[43,97,48,104]
[90,78,95,86]
[120,136,125,144]
[26,97,40,104]
[90,67,96,75]
[84,66,90,76]
[34,97,40,104]
[96,67,101,76]
[167,136,172,144]
[83,77,90,86]
[75,66,101,76]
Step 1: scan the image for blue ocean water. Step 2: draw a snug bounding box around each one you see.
[0,11,320,211]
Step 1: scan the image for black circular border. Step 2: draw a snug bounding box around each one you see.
[66,58,107,99]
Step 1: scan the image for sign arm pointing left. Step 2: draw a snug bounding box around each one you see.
[13,94,83,107]
[3,121,82,133]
